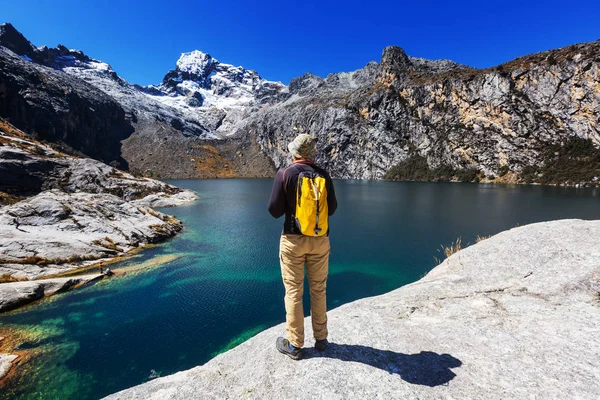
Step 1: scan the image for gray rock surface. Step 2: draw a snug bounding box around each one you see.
[243,42,600,181]
[0,274,103,313]
[132,190,199,208]
[106,219,600,400]
[0,131,198,201]
[0,120,197,285]
[0,190,182,280]
[0,353,18,380]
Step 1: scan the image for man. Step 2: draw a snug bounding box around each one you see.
[268,133,338,360]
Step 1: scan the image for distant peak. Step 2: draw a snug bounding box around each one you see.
[0,22,34,55]
[380,46,411,72]
[176,50,217,75]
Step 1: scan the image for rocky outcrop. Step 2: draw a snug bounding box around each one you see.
[0,121,198,201]
[0,353,18,381]
[120,120,276,179]
[2,22,599,183]
[0,23,280,177]
[157,50,284,107]
[0,45,134,169]
[106,219,600,400]
[0,190,183,280]
[0,120,197,281]
[0,274,103,313]
[0,23,34,56]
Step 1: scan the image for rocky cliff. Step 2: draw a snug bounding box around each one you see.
[0,22,278,178]
[242,43,600,184]
[105,219,600,399]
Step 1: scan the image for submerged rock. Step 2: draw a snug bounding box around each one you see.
[105,219,600,399]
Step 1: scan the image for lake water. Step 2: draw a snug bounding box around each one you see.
[1,180,599,399]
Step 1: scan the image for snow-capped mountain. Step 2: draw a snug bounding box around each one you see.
[155,50,284,107]
[0,22,285,139]
[140,50,285,135]
[2,22,599,185]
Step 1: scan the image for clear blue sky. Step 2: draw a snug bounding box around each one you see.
[2,0,599,85]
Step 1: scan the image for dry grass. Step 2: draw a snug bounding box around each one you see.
[0,119,27,139]
[193,144,237,178]
[146,208,159,218]
[359,107,370,120]
[0,118,68,159]
[149,223,179,235]
[0,192,25,206]
[443,237,462,258]
[366,81,388,96]
[434,237,463,264]
[476,235,491,243]
[0,274,29,284]
[433,234,493,264]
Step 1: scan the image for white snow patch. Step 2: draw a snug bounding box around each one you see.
[176,50,215,76]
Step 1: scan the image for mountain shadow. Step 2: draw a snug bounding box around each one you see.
[304,343,462,387]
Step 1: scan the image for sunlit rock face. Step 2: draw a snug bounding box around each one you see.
[240,43,600,181]
[0,23,282,176]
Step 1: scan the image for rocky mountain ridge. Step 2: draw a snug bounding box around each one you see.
[0,22,279,178]
[242,42,600,183]
[1,22,599,184]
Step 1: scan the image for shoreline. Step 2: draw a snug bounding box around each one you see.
[0,251,185,388]
[165,175,600,188]
[0,190,197,386]
[0,187,197,288]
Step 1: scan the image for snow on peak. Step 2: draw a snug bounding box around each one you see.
[176,50,216,76]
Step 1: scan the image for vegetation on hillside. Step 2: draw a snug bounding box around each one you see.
[384,155,479,183]
[521,138,600,185]
[385,138,600,186]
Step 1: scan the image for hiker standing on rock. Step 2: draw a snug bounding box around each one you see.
[268,134,338,360]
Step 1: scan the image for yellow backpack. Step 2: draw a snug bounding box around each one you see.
[294,171,329,236]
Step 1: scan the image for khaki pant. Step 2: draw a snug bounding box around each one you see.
[279,234,330,348]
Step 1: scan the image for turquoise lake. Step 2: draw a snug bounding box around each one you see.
[1,179,600,399]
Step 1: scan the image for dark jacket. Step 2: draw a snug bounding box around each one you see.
[268,160,337,234]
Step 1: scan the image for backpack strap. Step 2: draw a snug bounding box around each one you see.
[282,163,310,194]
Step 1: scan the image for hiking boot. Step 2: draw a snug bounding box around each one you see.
[276,337,302,360]
[315,339,328,352]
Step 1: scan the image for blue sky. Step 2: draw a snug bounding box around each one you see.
[2,0,599,85]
